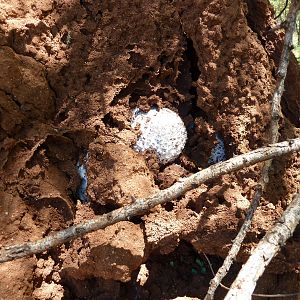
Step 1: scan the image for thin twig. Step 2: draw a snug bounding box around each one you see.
[275,0,289,19]
[1,139,300,263]
[225,193,300,299]
[205,1,300,298]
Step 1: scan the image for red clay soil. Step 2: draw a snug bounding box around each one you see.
[1,0,300,299]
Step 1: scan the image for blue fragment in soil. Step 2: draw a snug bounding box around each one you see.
[208,133,226,165]
[77,153,89,203]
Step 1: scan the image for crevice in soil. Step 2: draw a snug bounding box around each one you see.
[129,215,143,224]
[185,37,201,82]
[164,201,175,212]
[111,73,151,107]
[102,112,121,129]
[0,88,22,108]
[89,202,119,216]
[174,36,212,171]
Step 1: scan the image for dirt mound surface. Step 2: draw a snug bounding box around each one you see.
[1,0,300,299]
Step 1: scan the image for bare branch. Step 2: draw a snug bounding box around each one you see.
[275,0,289,20]
[270,0,300,145]
[224,193,300,299]
[1,138,300,264]
[205,1,300,298]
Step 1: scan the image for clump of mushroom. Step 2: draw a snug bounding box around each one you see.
[131,107,187,163]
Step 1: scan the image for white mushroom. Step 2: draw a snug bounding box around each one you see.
[131,107,187,163]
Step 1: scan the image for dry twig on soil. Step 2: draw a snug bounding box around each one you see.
[203,252,300,298]
[205,1,300,298]
[1,138,300,263]
[224,193,300,299]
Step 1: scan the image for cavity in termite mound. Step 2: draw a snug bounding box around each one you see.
[131,107,187,164]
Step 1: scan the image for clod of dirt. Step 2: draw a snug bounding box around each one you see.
[157,164,189,189]
[131,108,187,163]
[136,264,149,286]
[144,208,199,254]
[61,221,146,282]
[87,142,157,206]
[0,46,54,136]
[33,282,64,300]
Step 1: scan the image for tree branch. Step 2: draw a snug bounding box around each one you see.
[205,1,300,298]
[224,193,300,299]
[270,0,300,145]
[1,138,300,263]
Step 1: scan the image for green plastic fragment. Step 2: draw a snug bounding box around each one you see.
[170,261,175,268]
